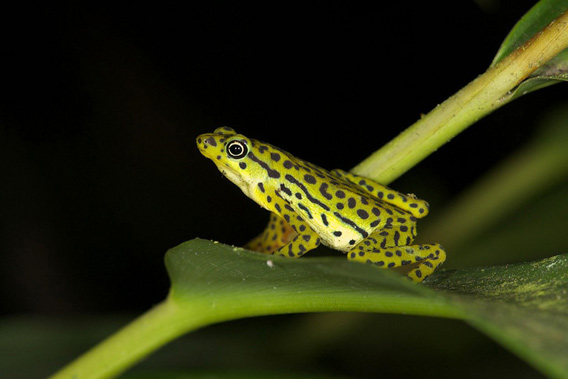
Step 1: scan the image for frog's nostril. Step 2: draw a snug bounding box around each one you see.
[205,137,217,147]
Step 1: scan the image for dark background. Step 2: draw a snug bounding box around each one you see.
[0,0,563,332]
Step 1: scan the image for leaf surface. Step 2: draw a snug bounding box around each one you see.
[166,239,568,377]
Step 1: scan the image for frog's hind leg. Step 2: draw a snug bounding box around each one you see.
[244,213,297,254]
[347,231,446,282]
[331,169,429,219]
[349,243,446,283]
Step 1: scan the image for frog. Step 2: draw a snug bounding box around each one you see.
[196,127,446,282]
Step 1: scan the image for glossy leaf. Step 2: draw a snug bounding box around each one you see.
[493,0,568,100]
[427,255,568,378]
[166,239,457,319]
[166,239,568,378]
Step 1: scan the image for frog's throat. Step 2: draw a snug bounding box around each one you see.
[218,165,254,199]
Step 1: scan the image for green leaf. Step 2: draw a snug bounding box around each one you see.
[52,240,568,378]
[492,0,568,100]
[166,240,458,318]
[492,0,568,64]
[427,255,568,378]
[506,48,568,101]
[168,240,568,378]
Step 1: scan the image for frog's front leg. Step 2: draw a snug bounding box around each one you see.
[275,229,321,258]
[347,228,446,282]
[244,213,297,254]
[245,210,320,258]
[273,204,321,258]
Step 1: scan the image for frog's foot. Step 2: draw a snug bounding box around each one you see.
[348,243,446,283]
[244,213,297,254]
[404,244,446,282]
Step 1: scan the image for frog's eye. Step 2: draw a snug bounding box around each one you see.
[226,139,248,160]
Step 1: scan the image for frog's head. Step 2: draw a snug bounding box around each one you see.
[197,127,271,199]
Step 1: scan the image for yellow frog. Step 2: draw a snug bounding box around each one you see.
[197,127,446,282]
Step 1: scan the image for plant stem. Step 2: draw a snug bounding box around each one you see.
[352,11,568,184]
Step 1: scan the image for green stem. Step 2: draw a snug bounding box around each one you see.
[352,11,568,184]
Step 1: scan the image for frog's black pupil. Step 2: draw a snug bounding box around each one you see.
[227,140,247,159]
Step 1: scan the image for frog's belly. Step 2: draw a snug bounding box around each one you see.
[285,195,384,252]
[304,210,374,252]
[318,227,365,252]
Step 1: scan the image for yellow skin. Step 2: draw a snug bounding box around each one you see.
[197,127,446,282]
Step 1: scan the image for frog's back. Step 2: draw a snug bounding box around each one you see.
[271,156,413,250]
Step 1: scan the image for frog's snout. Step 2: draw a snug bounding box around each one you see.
[196,136,204,153]
[197,134,214,152]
